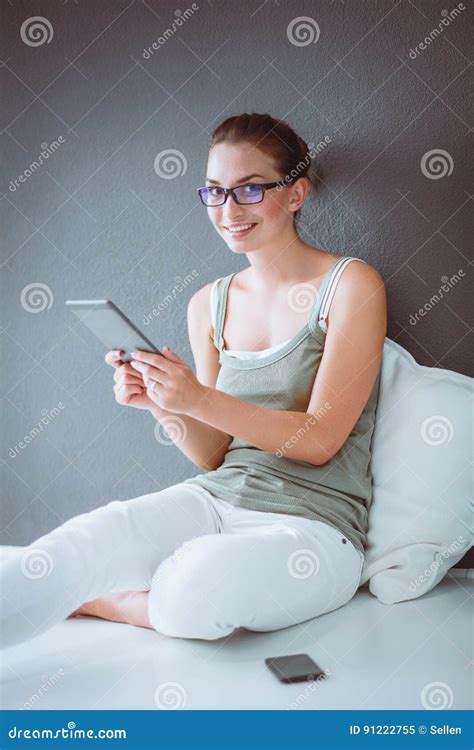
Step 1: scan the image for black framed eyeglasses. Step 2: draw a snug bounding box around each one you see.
[196,181,284,207]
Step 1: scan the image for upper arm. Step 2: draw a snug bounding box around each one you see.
[187,282,222,389]
[306,262,387,464]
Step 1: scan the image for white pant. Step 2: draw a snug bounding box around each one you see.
[0,482,364,647]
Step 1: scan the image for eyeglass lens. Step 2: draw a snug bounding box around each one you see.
[201,184,264,205]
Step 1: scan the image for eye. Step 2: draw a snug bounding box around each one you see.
[208,187,225,196]
[241,184,261,193]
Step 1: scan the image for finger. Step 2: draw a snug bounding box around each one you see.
[114,383,144,395]
[115,384,144,403]
[113,374,144,389]
[161,345,184,363]
[145,380,162,403]
[113,363,143,383]
[142,369,167,388]
[130,361,168,381]
[105,350,123,368]
[130,349,172,372]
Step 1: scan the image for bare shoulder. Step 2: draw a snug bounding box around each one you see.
[331,259,387,331]
[187,280,216,337]
[187,281,222,387]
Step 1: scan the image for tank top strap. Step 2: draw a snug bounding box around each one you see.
[213,272,237,351]
[308,256,366,335]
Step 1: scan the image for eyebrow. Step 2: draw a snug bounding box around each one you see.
[205,173,266,186]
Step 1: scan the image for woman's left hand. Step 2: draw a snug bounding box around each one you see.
[129,346,207,415]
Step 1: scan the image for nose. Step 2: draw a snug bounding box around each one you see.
[221,192,245,220]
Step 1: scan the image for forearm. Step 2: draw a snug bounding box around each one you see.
[188,387,330,466]
[150,404,232,471]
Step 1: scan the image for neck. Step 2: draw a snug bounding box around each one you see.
[245,225,322,287]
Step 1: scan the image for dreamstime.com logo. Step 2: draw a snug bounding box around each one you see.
[154,149,187,179]
[276,137,331,190]
[276,404,331,458]
[21,669,65,710]
[421,681,454,709]
[288,668,331,709]
[20,282,54,313]
[287,16,320,47]
[8,137,65,193]
[20,16,54,46]
[287,548,321,579]
[8,402,65,459]
[420,415,454,446]
[154,681,188,709]
[408,4,466,59]
[143,270,199,326]
[408,535,466,592]
[154,415,188,446]
[408,269,465,326]
[8,722,127,740]
[20,548,54,579]
[420,149,454,179]
[142,4,199,59]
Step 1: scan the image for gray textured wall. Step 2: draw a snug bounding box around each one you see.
[1,1,471,563]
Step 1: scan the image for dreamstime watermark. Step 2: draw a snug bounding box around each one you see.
[20,16,54,46]
[142,4,199,59]
[421,681,454,709]
[154,681,187,709]
[8,724,127,740]
[9,137,65,193]
[151,536,200,587]
[409,4,466,59]
[420,415,454,445]
[288,668,331,709]
[420,148,454,179]
[276,404,331,458]
[287,282,320,314]
[143,271,199,325]
[408,269,465,326]
[21,669,65,709]
[153,149,187,179]
[132,536,201,591]
[154,415,188,446]
[20,283,54,312]
[276,137,331,190]
[408,535,466,592]
[287,16,320,47]
[8,402,65,459]
[20,548,54,579]
[287,549,321,579]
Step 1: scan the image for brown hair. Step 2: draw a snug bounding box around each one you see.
[209,112,314,228]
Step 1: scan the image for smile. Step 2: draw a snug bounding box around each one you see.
[223,223,257,237]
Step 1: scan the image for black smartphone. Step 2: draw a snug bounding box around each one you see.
[265,653,326,684]
[66,300,162,363]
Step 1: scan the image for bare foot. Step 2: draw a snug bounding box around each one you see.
[68,601,99,618]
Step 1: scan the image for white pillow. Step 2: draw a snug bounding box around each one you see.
[361,338,473,604]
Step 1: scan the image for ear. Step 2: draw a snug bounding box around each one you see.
[289,176,310,215]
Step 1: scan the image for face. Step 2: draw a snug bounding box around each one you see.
[203,142,307,254]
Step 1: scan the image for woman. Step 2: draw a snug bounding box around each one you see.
[1,113,386,647]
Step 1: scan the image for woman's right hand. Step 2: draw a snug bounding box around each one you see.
[105,349,161,414]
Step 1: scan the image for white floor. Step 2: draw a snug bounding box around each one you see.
[1,571,471,710]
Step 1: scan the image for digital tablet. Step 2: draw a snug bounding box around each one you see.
[66,300,162,363]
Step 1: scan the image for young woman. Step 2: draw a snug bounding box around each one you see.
[1,113,386,647]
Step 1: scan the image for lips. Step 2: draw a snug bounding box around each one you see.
[223,223,257,238]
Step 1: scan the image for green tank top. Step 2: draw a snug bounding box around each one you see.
[183,256,382,553]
